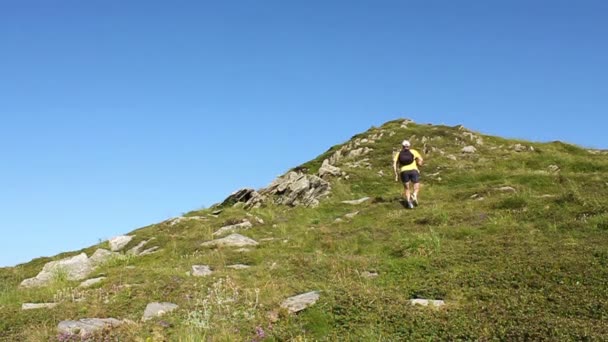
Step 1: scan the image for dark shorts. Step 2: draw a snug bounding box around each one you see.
[400,170,420,184]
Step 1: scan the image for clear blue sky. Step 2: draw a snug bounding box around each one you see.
[1,1,607,267]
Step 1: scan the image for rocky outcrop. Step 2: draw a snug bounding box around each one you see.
[280,291,320,314]
[260,171,331,207]
[127,239,157,256]
[109,235,133,252]
[201,234,259,248]
[142,302,179,321]
[221,188,265,208]
[57,318,124,337]
[20,253,93,288]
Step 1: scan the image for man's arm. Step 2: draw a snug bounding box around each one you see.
[393,155,400,181]
[416,156,424,167]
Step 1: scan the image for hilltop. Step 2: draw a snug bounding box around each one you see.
[1,119,607,341]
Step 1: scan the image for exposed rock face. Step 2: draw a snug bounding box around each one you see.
[20,253,93,288]
[213,220,253,237]
[58,318,123,336]
[280,291,320,314]
[201,234,259,248]
[22,303,57,310]
[318,159,344,178]
[410,299,445,307]
[261,171,331,207]
[79,277,106,288]
[221,188,265,208]
[191,265,213,277]
[142,302,179,321]
[462,146,477,154]
[109,235,133,252]
[89,249,118,266]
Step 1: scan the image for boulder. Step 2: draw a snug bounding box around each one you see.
[142,302,179,321]
[280,291,320,314]
[262,171,331,207]
[213,220,253,237]
[20,253,93,288]
[109,235,133,252]
[58,318,123,336]
[22,303,58,310]
[201,234,259,248]
[191,265,213,277]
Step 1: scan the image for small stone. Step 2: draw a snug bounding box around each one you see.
[548,165,560,173]
[361,271,378,278]
[446,154,457,161]
[191,265,212,277]
[226,264,251,270]
[496,186,516,192]
[344,211,360,219]
[410,299,445,307]
[341,197,370,205]
[22,303,58,310]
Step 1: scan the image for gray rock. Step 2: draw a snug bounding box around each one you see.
[201,234,259,248]
[109,235,133,252]
[142,302,179,321]
[446,154,457,161]
[496,186,516,192]
[20,253,93,288]
[221,188,265,209]
[548,164,560,173]
[347,147,373,159]
[22,303,58,310]
[261,171,331,208]
[513,144,527,152]
[166,216,207,226]
[127,238,155,256]
[58,318,123,336]
[191,265,212,277]
[341,197,370,205]
[213,220,253,237]
[280,291,320,314]
[462,146,477,154]
[401,119,414,128]
[89,249,118,266]
[410,299,445,307]
[361,271,378,278]
[226,264,251,270]
[138,247,160,256]
[318,159,344,178]
[79,277,106,288]
[344,211,360,219]
[246,213,265,224]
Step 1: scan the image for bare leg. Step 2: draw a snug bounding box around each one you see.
[403,182,411,201]
[413,182,420,198]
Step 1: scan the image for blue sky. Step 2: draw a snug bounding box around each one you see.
[1,1,607,267]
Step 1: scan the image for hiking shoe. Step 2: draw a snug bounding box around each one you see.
[411,194,418,206]
[407,200,414,209]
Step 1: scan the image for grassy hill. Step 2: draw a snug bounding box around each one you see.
[1,119,607,341]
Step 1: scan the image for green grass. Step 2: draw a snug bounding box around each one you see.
[1,119,608,341]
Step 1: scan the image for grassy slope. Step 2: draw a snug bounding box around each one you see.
[1,120,607,341]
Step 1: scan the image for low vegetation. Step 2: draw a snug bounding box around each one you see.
[1,120,607,340]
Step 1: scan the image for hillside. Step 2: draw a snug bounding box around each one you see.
[1,119,607,341]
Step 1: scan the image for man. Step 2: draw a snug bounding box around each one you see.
[393,140,424,208]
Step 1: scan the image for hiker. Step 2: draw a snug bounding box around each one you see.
[393,140,424,208]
